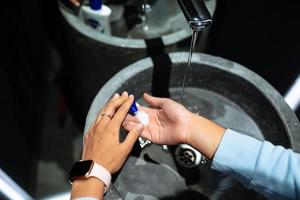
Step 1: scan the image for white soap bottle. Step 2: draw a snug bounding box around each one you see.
[81,0,112,35]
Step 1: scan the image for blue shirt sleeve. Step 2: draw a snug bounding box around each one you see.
[212,129,300,200]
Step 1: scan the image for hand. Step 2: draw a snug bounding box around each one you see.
[71,92,144,199]
[123,93,225,160]
[82,92,144,174]
[122,93,194,145]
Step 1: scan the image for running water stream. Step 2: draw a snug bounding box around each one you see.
[180,29,200,102]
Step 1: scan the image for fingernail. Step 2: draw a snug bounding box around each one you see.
[122,91,128,96]
[113,93,120,99]
[129,94,134,99]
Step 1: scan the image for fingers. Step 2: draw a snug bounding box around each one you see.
[123,124,144,151]
[123,120,151,141]
[122,121,139,131]
[94,93,120,123]
[97,92,129,125]
[122,114,139,131]
[111,95,134,125]
[143,93,165,108]
[124,114,139,123]
[104,92,126,116]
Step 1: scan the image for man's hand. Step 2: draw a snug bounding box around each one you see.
[122,93,225,160]
[123,93,194,145]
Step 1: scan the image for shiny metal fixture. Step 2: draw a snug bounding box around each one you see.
[177,0,212,31]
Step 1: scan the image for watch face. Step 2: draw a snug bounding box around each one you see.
[69,160,93,182]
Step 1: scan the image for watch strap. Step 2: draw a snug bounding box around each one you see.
[90,162,111,190]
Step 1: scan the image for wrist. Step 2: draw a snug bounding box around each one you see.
[82,154,115,174]
[69,160,112,193]
[186,114,226,160]
[185,113,202,145]
[71,177,105,199]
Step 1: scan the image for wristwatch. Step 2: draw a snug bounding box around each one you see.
[68,160,111,190]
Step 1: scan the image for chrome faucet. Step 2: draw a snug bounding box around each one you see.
[177,0,212,31]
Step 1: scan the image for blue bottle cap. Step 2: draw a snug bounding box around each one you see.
[129,101,138,115]
[90,0,102,10]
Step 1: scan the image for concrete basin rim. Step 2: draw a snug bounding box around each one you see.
[59,4,192,49]
[85,52,300,152]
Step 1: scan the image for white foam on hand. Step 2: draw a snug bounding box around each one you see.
[135,111,149,125]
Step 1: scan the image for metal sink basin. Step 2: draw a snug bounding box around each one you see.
[84,52,300,199]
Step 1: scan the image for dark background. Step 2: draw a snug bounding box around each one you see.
[1,0,299,197]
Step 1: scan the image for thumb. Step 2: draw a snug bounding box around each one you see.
[143,93,165,108]
[123,124,144,150]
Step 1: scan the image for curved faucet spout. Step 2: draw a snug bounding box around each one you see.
[177,0,212,31]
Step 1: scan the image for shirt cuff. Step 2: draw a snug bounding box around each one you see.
[211,129,263,187]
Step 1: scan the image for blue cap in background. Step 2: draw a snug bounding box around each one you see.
[90,0,102,10]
